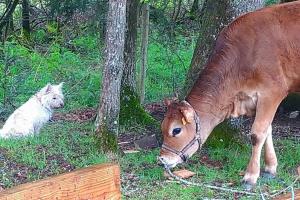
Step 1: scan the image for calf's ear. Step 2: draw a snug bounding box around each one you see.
[164,97,178,106]
[164,99,173,106]
[179,101,194,123]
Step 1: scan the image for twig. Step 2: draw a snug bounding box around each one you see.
[270,176,299,198]
[164,166,259,196]
[291,185,295,200]
[160,157,300,199]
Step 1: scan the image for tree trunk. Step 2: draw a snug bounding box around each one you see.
[189,0,199,19]
[95,0,126,153]
[122,0,138,91]
[182,0,233,95]
[182,0,264,95]
[173,0,182,22]
[0,0,19,34]
[120,0,156,128]
[22,0,30,39]
[139,3,149,104]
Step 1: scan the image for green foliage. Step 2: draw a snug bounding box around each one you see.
[0,35,102,112]
[143,35,195,102]
[265,0,280,6]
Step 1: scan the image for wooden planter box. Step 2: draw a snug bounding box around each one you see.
[0,163,121,200]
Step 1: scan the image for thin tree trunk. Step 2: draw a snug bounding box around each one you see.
[173,0,182,22]
[0,0,19,33]
[190,0,199,13]
[122,0,138,90]
[139,3,149,104]
[95,0,126,153]
[22,0,30,39]
[5,0,14,32]
[120,0,156,128]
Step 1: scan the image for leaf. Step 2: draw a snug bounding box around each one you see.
[164,169,196,179]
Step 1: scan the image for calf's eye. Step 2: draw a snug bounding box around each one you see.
[172,128,181,136]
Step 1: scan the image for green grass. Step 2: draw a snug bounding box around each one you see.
[0,121,107,188]
[0,119,299,199]
[121,139,300,199]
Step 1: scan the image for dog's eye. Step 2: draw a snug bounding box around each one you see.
[172,128,181,136]
[53,97,57,100]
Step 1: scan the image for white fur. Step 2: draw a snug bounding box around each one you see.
[0,83,64,138]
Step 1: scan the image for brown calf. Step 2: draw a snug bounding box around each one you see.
[159,1,300,189]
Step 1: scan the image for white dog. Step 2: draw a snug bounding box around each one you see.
[0,83,64,138]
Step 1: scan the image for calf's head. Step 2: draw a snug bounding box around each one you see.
[158,100,201,168]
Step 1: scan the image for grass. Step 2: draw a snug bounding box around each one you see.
[0,121,107,188]
[0,119,299,199]
[121,137,300,199]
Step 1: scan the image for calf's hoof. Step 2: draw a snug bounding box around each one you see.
[261,171,276,180]
[241,180,255,191]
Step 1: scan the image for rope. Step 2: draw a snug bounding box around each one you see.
[163,164,259,196]
[161,158,299,199]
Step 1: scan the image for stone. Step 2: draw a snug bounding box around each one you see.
[134,134,159,150]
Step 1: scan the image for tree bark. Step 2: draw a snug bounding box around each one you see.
[22,0,30,39]
[189,0,199,18]
[139,3,149,104]
[182,0,233,95]
[182,0,264,95]
[122,0,138,91]
[173,0,182,22]
[190,0,199,13]
[120,0,157,129]
[95,0,126,153]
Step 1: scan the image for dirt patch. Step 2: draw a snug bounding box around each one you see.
[53,108,97,122]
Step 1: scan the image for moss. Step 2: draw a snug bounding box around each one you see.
[204,122,244,149]
[120,86,158,128]
[95,125,118,153]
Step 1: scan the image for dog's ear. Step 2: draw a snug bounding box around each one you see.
[44,84,52,94]
[38,83,52,95]
[58,82,64,88]
[57,82,64,91]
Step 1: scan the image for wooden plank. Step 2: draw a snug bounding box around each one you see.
[0,163,121,200]
[273,189,300,200]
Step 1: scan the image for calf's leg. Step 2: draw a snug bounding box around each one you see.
[242,95,283,189]
[263,126,278,177]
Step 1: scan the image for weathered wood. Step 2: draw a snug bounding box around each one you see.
[274,190,300,200]
[0,163,121,200]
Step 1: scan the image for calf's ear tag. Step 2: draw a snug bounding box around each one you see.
[182,118,187,126]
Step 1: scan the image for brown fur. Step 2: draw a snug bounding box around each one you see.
[159,1,300,187]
